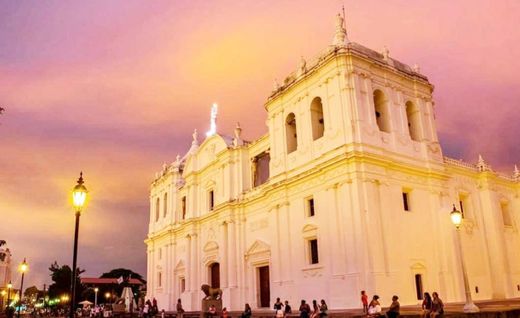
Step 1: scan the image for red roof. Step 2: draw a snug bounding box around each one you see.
[81,277,144,285]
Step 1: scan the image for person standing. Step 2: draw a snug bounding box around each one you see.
[385,296,399,318]
[361,291,368,314]
[176,299,185,318]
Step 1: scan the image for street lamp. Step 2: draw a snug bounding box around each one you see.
[7,281,12,308]
[104,292,111,304]
[450,205,479,313]
[70,172,88,318]
[1,290,6,309]
[17,258,28,318]
[94,288,99,308]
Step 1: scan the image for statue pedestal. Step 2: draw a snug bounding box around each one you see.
[200,299,222,318]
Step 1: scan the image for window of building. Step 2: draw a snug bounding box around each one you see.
[285,113,298,153]
[252,151,270,187]
[309,239,319,264]
[306,197,315,217]
[180,277,186,293]
[406,101,421,141]
[158,248,162,260]
[209,190,214,211]
[158,272,162,287]
[310,97,325,140]
[373,89,390,133]
[402,191,410,211]
[182,196,187,220]
[155,197,160,222]
[501,202,513,226]
[415,274,423,300]
[459,194,470,219]
[163,192,168,217]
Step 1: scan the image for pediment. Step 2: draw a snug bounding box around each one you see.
[302,224,318,233]
[245,240,270,256]
[203,241,219,252]
[174,260,185,272]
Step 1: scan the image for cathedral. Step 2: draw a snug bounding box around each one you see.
[145,14,520,311]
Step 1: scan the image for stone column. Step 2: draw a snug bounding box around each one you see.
[228,221,237,287]
[221,222,229,288]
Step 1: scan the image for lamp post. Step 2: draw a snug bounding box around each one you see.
[450,205,480,313]
[94,288,98,308]
[1,290,6,309]
[70,172,88,318]
[7,281,12,308]
[17,258,28,318]
[104,293,111,305]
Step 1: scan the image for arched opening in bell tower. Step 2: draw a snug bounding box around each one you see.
[373,89,390,133]
[285,113,298,153]
[310,97,325,140]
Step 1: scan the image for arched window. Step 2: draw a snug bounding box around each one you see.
[373,89,390,132]
[406,101,421,141]
[310,97,325,140]
[155,197,160,222]
[163,192,168,217]
[285,113,297,153]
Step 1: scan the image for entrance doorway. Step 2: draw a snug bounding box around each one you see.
[258,266,270,308]
[210,263,220,288]
[415,274,423,300]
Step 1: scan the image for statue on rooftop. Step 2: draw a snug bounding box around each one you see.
[332,13,348,46]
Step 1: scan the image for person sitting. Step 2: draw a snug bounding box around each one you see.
[430,292,444,318]
[367,295,381,317]
[319,300,328,318]
[420,293,432,318]
[241,304,252,318]
[385,296,399,318]
[222,307,228,318]
[284,301,292,315]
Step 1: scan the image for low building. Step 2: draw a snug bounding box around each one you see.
[144,14,520,311]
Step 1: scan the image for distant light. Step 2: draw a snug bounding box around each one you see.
[450,205,463,228]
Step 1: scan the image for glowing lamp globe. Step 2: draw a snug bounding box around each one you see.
[20,258,28,273]
[7,282,12,289]
[72,172,88,211]
[1,290,6,296]
[450,205,463,228]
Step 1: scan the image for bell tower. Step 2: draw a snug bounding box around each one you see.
[0,243,12,288]
[265,13,443,179]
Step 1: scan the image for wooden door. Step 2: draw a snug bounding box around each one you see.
[211,263,220,288]
[258,266,270,308]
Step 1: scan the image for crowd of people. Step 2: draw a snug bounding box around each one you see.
[153,292,445,318]
[363,290,444,318]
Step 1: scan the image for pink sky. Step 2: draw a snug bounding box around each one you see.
[1,0,519,289]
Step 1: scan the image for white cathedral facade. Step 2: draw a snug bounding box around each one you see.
[145,15,520,311]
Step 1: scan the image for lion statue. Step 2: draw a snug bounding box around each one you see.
[201,284,222,300]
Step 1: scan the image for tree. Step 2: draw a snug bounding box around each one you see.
[99,268,146,298]
[48,261,85,304]
[24,285,43,300]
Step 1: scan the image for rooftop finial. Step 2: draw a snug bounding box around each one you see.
[382,46,390,62]
[297,56,307,77]
[477,154,491,172]
[273,78,280,92]
[192,129,199,145]
[332,11,348,46]
[233,122,243,147]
